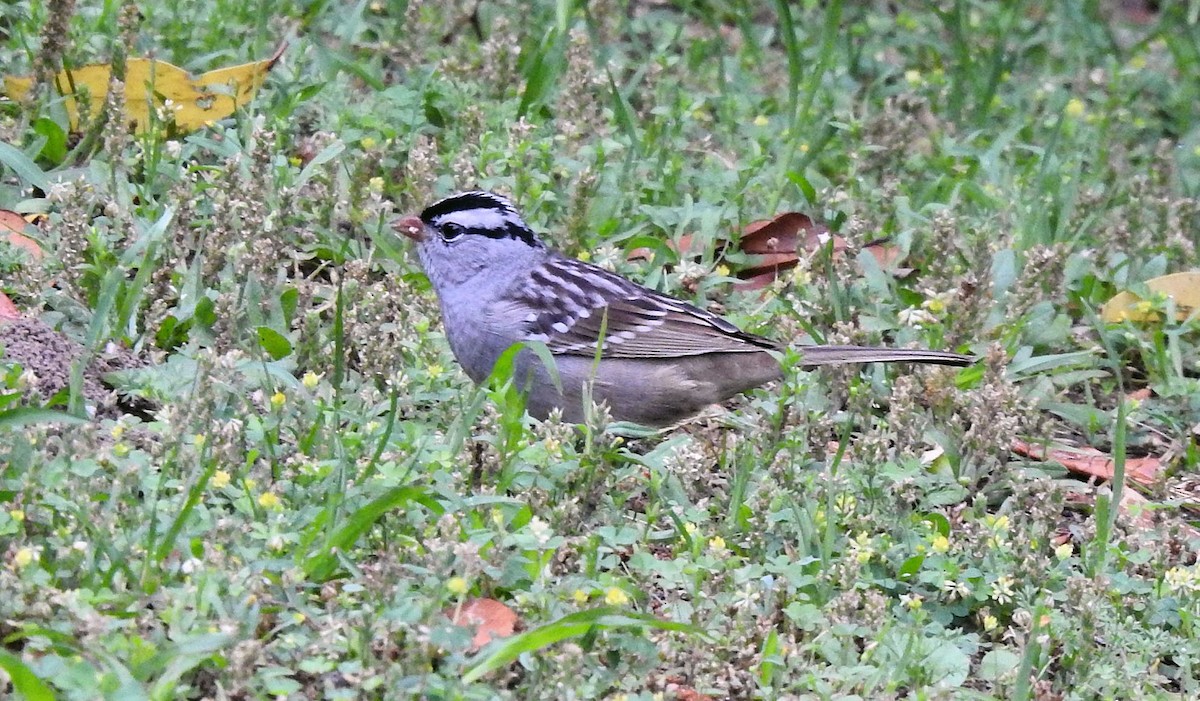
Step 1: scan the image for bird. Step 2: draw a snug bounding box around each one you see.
[392,191,972,427]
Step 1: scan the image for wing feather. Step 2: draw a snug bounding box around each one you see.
[491,254,776,359]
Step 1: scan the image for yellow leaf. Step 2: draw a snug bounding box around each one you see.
[3,44,285,134]
[1100,271,1200,322]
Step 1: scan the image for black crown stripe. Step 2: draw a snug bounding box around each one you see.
[419,191,513,224]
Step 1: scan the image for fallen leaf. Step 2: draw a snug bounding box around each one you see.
[1100,271,1200,323]
[741,212,839,254]
[1011,439,1162,487]
[864,238,905,270]
[664,675,714,701]
[445,598,518,651]
[4,43,285,133]
[738,212,836,281]
[622,211,902,290]
[0,209,43,261]
[0,292,20,321]
[738,213,903,287]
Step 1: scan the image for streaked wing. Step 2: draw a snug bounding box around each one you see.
[492,254,777,359]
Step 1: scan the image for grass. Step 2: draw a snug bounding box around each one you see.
[2,0,1200,698]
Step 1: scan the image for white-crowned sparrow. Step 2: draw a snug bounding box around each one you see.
[392,191,972,427]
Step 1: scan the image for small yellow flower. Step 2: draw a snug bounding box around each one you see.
[368,176,384,193]
[985,514,1010,531]
[13,547,35,568]
[9,509,24,522]
[212,471,231,489]
[923,297,946,315]
[1065,98,1085,118]
[270,391,286,410]
[446,576,469,595]
[258,491,281,509]
[901,593,923,610]
[798,142,810,154]
[684,522,698,536]
[110,424,125,439]
[244,478,257,490]
[1130,54,1147,70]
[572,589,590,605]
[112,442,130,458]
[715,264,730,278]
[904,69,922,85]
[302,371,321,390]
[361,137,377,150]
[931,535,950,553]
[194,434,206,448]
[1054,542,1073,560]
[604,587,629,606]
[426,363,443,379]
[708,536,726,553]
[753,115,769,127]
[983,614,999,631]
[292,612,306,624]
[577,250,591,262]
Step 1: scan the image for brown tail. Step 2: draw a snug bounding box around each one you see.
[797,345,973,367]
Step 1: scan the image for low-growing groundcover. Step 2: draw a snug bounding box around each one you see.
[2,1,1200,698]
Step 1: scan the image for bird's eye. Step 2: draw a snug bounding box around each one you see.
[440,222,465,240]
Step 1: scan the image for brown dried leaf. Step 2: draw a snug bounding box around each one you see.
[445,598,518,651]
[742,212,838,254]
[0,209,42,261]
[0,292,20,321]
[622,211,904,289]
[1011,439,1162,488]
[864,239,904,270]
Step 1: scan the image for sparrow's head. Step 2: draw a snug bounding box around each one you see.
[393,191,547,292]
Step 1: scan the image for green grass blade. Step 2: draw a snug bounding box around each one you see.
[0,141,51,191]
[0,650,56,701]
[303,486,444,581]
[0,407,87,429]
[462,607,702,684]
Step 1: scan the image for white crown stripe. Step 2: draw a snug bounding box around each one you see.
[433,208,514,231]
